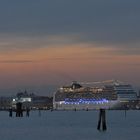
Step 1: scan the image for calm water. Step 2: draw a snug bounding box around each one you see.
[0,110,140,140]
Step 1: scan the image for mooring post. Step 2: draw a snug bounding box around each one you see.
[102,109,107,131]
[26,107,30,117]
[39,108,41,117]
[9,108,13,117]
[125,110,127,118]
[97,109,102,130]
[97,109,107,131]
[16,102,23,117]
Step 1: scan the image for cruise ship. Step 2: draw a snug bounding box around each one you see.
[53,80,138,110]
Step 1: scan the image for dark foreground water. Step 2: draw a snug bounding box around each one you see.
[0,110,139,140]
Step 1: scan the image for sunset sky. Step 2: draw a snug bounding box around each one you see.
[0,0,140,95]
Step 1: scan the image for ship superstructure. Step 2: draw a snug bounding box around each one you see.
[53,80,138,110]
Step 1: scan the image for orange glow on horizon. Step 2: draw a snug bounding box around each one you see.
[0,42,140,88]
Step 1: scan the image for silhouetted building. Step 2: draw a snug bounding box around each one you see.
[0,96,12,110]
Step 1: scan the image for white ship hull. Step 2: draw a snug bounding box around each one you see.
[53,100,122,110]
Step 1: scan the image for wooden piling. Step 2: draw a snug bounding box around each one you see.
[9,108,13,117]
[125,110,127,118]
[97,109,102,130]
[16,102,23,117]
[102,109,107,131]
[38,109,41,117]
[97,109,107,131]
[26,108,30,117]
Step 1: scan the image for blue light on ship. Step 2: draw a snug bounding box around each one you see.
[64,98,108,105]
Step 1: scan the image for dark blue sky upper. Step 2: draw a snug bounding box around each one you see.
[0,0,140,45]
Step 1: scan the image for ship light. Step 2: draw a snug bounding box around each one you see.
[64,98,109,104]
[60,101,64,105]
